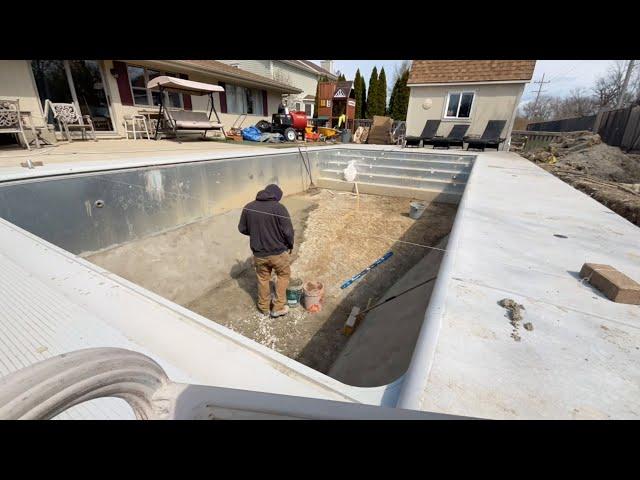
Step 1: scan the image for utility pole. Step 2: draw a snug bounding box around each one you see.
[616,60,636,109]
[531,73,550,118]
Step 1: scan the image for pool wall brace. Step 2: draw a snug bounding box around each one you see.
[0,146,477,419]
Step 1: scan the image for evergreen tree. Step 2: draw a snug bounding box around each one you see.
[353,69,363,119]
[388,79,397,118]
[359,74,367,120]
[367,67,379,118]
[389,70,410,121]
[378,67,388,116]
[337,73,346,81]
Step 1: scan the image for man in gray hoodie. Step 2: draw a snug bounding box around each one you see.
[238,184,294,317]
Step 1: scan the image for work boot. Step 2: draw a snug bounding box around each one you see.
[271,305,289,318]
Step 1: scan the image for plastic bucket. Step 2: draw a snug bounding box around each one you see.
[409,201,426,220]
[303,281,325,313]
[286,278,304,308]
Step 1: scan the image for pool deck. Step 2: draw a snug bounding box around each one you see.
[0,143,639,419]
[400,151,640,419]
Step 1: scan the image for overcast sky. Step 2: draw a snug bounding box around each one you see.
[312,60,619,107]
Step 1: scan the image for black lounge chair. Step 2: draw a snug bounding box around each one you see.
[465,120,507,151]
[403,120,441,147]
[430,124,470,149]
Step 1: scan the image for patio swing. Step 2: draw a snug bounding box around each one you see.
[146,76,226,141]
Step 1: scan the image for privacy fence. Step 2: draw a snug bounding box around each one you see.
[526,115,597,133]
[525,105,640,152]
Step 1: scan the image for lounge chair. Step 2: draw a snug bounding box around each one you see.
[403,120,440,147]
[465,120,507,151]
[45,100,97,142]
[430,124,470,149]
[163,109,224,141]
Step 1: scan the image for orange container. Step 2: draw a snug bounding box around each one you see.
[303,281,325,313]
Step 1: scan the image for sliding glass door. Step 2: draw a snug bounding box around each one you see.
[31,60,115,132]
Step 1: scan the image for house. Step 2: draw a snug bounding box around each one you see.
[405,60,537,149]
[0,60,303,143]
[217,60,337,117]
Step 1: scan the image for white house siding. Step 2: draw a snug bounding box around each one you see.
[217,60,322,111]
[405,83,525,149]
[216,60,272,78]
[0,60,51,128]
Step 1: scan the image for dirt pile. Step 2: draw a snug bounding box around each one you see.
[520,132,640,227]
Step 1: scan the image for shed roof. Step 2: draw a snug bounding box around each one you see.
[408,60,536,85]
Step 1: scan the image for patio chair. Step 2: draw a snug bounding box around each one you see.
[430,124,470,149]
[465,120,507,151]
[0,99,31,150]
[162,109,224,141]
[403,120,441,147]
[45,100,97,142]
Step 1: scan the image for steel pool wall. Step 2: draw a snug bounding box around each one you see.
[0,151,319,255]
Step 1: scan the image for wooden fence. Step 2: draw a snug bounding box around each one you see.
[526,115,597,133]
[593,105,640,151]
[523,105,640,153]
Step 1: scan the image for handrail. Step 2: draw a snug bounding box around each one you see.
[0,348,469,420]
[0,348,169,420]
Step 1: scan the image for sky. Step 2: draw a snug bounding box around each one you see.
[312,60,619,107]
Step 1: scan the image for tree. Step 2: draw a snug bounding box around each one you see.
[367,67,379,118]
[337,73,346,81]
[378,67,388,116]
[359,74,367,120]
[592,60,639,110]
[389,69,410,121]
[354,69,363,119]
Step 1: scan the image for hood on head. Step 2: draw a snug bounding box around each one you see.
[256,184,283,201]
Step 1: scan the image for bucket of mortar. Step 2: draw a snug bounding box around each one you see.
[409,201,426,220]
[303,281,324,313]
[286,278,304,308]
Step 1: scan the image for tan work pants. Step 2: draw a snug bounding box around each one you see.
[254,252,291,312]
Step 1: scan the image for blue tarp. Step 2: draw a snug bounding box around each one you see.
[241,126,262,142]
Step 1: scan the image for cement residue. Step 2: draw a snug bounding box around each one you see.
[498,298,531,342]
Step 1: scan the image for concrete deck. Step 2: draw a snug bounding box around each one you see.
[398,151,640,419]
[1,143,639,419]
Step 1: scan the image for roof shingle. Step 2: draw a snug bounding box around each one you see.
[408,60,536,85]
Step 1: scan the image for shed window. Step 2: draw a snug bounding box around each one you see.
[127,65,184,108]
[444,92,474,119]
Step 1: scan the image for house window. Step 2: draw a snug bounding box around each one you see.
[444,92,474,119]
[127,65,184,108]
[225,84,264,115]
[304,103,312,115]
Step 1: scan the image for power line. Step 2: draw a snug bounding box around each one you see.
[531,73,551,116]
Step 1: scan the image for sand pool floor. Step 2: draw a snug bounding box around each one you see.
[187,189,457,375]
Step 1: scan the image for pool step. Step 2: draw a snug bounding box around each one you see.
[317,177,463,204]
[322,154,474,170]
[321,165,470,183]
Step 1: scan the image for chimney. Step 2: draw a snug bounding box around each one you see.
[320,60,334,75]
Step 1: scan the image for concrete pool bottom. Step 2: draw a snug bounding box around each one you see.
[84,190,457,381]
